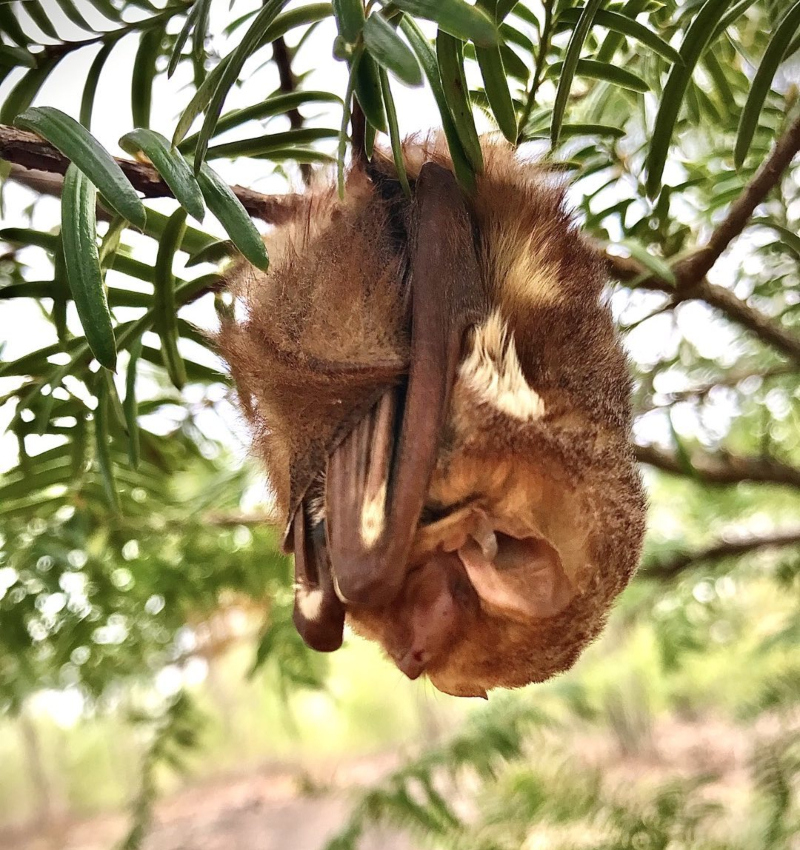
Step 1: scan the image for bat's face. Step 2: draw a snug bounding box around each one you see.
[344,315,637,696]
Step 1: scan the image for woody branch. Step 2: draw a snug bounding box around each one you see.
[644,528,800,579]
[607,112,800,363]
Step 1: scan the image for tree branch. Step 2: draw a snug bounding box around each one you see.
[271,35,313,186]
[0,125,302,225]
[608,255,800,364]
[673,112,800,290]
[606,114,800,363]
[635,443,800,489]
[643,528,800,579]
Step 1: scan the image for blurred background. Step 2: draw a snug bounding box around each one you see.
[0,0,799,847]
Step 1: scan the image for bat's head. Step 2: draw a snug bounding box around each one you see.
[346,310,645,697]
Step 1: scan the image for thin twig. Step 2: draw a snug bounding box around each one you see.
[0,125,303,224]
[644,528,800,579]
[272,35,313,185]
[608,254,800,364]
[635,443,800,489]
[516,0,553,143]
[673,112,800,290]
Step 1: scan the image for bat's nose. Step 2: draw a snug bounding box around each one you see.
[394,646,430,680]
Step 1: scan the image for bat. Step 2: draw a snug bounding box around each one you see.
[217,138,646,698]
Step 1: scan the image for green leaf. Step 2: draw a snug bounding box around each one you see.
[16,107,147,229]
[0,44,36,67]
[95,378,120,510]
[551,0,604,145]
[154,208,188,390]
[205,127,337,159]
[379,67,411,197]
[0,4,32,46]
[614,239,677,286]
[437,30,483,172]
[0,54,59,124]
[364,13,423,87]
[332,0,364,44]
[170,0,213,75]
[53,0,94,32]
[173,54,232,146]
[132,24,163,129]
[646,0,736,198]
[354,51,388,133]
[547,59,650,92]
[80,40,118,129]
[61,164,117,370]
[393,0,499,47]
[259,3,333,45]
[524,121,624,139]
[401,15,475,192]
[23,0,59,40]
[120,129,205,222]
[558,7,682,65]
[192,0,287,170]
[735,0,800,168]
[476,44,517,141]
[337,48,359,197]
[196,161,269,270]
[177,90,341,151]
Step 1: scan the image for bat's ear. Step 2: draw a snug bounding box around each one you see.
[325,162,488,606]
[458,533,576,621]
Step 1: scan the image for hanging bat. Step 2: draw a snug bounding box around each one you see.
[217,139,646,698]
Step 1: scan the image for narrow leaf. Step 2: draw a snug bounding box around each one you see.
[16,106,146,228]
[646,0,736,197]
[551,0,604,145]
[61,163,117,370]
[547,59,650,92]
[132,24,163,129]
[401,15,475,192]
[205,127,337,159]
[437,30,483,172]
[0,44,36,67]
[558,7,682,64]
[379,67,411,197]
[177,90,341,151]
[332,0,364,44]
[476,45,517,141]
[95,378,120,510]
[354,51,388,132]
[80,40,117,129]
[393,0,499,47]
[193,0,286,170]
[173,54,232,146]
[364,13,423,87]
[120,129,205,221]
[196,161,269,270]
[0,54,59,123]
[154,208,188,390]
[735,0,800,168]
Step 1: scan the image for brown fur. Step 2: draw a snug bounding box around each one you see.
[217,138,647,695]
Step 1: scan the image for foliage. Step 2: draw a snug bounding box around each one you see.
[0,0,799,846]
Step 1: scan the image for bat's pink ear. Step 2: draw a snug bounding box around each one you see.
[458,532,575,621]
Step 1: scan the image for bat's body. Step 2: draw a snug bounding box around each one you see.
[218,139,646,698]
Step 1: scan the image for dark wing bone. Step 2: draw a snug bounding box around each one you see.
[324,162,488,606]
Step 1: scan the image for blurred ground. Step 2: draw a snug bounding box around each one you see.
[0,715,775,850]
[0,754,412,850]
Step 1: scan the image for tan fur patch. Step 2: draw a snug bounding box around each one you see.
[458,312,545,420]
[360,481,387,548]
[296,586,324,621]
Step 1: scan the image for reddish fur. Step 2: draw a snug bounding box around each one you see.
[217,139,646,695]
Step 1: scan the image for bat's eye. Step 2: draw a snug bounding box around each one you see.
[419,497,476,525]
